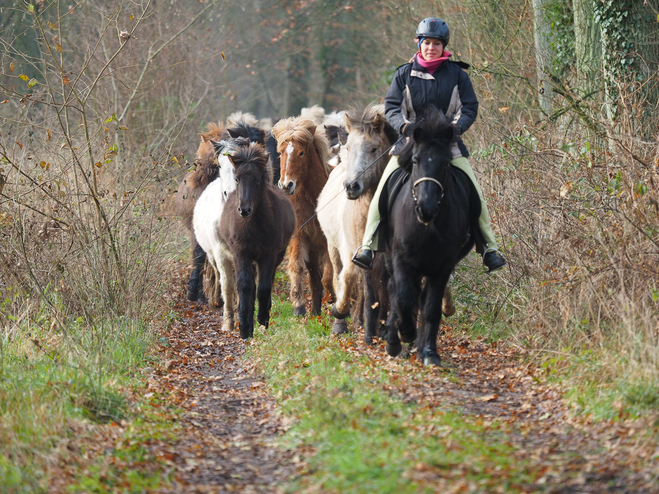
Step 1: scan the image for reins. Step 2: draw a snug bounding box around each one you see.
[293,135,406,238]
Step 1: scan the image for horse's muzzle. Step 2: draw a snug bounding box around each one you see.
[279,181,296,195]
[344,180,363,200]
[238,206,252,218]
[415,204,437,225]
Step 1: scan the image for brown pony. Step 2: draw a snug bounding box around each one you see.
[176,122,224,302]
[272,117,334,316]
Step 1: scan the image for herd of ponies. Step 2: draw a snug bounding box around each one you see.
[175,103,479,366]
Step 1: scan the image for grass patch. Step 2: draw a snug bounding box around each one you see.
[0,315,174,493]
[250,294,538,493]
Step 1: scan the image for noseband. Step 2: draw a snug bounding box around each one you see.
[411,176,444,204]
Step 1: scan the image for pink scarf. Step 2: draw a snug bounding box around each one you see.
[414,50,452,74]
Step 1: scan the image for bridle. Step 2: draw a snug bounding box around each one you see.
[411,176,444,205]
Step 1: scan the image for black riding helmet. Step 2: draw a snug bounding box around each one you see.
[416,17,450,48]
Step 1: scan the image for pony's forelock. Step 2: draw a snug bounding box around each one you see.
[345,104,396,143]
[231,142,269,172]
[272,117,331,174]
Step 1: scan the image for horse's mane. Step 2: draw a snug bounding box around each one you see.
[226,121,266,144]
[397,107,454,173]
[272,117,331,175]
[345,104,398,144]
[230,142,269,173]
[300,105,325,125]
[200,122,226,144]
[227,111,258,127]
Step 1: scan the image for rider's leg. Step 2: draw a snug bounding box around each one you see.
[352,155,401,269]
[451,156,507,272]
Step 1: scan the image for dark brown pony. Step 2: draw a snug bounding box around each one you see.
[272,117,334,316]
[176,121,267,302]
[218,143,295,339]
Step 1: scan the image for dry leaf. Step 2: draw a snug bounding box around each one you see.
[480,394,498,402]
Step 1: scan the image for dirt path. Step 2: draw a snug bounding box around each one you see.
[152,297,304,493]
[144,269,657,493]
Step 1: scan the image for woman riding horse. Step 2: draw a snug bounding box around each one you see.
[351,17,507,273]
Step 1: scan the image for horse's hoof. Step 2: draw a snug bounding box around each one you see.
[239,326,252,340]
[386,341,402,357]
[293,305,307,317]
[331,304,349,320]
[422,353,441,367]
[332,319,349,335]
[186,289,199,302]
[364,333,374,346]
[398,329,416,344]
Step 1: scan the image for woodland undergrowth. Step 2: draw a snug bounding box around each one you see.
[465,79,659,420]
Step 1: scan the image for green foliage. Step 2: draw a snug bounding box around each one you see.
[0,315,158,490]
[544,0,575,77]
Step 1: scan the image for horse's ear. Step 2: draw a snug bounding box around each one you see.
[344,113,353,133]
[226,128,239,139]
[227,154,237,168]
[373,113,385,133]
[308,125,317,136]
[413,125,424,142]
[211,139,225,156]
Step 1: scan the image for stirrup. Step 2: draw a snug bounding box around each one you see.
[351,245,374,270]
[482,248,507,273]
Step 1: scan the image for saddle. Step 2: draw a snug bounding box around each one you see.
[375,166,482,252]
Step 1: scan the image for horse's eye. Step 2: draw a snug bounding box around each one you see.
[234,177,239,184]
[370,147,378,154]
[299,151,304,157]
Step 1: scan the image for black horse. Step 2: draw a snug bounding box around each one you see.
[382,107,480,366]
[219,142,295,339]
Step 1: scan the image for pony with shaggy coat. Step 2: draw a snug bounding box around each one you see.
[272,117,334,316]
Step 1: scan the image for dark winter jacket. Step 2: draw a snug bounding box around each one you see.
[384,55,478,158]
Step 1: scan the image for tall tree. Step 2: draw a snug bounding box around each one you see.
[532,0,554,113]
[573,0,601,99]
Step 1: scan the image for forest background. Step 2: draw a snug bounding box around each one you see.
[0,0,658,488]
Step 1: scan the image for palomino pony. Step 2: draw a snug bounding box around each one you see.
[177,120,266,303]
[317,104,399,341]
[272,117,334,316]
[382,108,480,366]
[218,142,295,339]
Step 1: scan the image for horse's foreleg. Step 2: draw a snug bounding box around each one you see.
[331,260,357,319]
[256,258,276,329]
[187,242,207,302]
[218,252,235,333]
[322,256,335,305]
[392,260,419,344]
[417,274,450,367]
[288,240,307,317]
[235,258,256,339]
[362,271,379,345]
[308,252,324,316]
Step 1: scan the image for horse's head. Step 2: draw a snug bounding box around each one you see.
[272,117,329,195]
[401,108,455,225]
[212,137,251,202]
[343,104,399,200]
[227,142,270,218]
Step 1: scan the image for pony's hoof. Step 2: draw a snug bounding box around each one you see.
[398,329,416,344]
[332,319,349,335]
[186,288,199,302]
[331,304,349,320]
[293,305,307,317]
[386,341,402,357]
[364,334,374,346]
[239,326,252,340]
[422,353,441,367]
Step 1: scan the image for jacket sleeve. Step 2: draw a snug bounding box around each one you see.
[384,66,410,134]
[454,69,478,135]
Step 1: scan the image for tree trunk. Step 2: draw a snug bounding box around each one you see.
[532,0,554,113]
[573,0,601,99]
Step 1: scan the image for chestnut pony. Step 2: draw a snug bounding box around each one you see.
[272,117,334,316]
